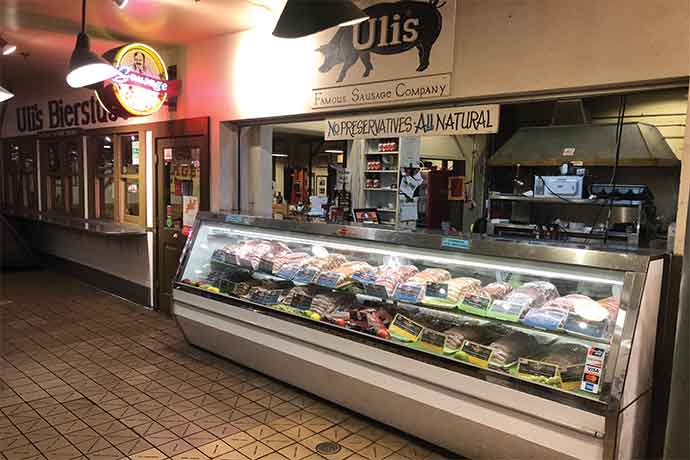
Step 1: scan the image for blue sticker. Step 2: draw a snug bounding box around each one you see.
[315,272,343,289]
[224,215,243,223]
[584,382,594,391]
[441,238,470,250]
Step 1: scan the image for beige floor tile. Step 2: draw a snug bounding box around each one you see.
[213,451,250,460]
[260,434,293,451]
[143,429,178,447]
[35,435,73,453]
[314,446,352,460]
[85,447,123,460]
[357,427,387,443]
[230,418,260,432]
[258,454,290,460]
[277,444,312,460]
[208,424,240,439]
[197,440,233,458]
[300,418,332,434]
[128,448,166,460]
[0,435,30,452]
[114,438,152,456]
[396,445,431,460]
[3,443,42,460]
[55,420,89,435]
[184,431,218,448]
[319,427,349,444]
[376,435,407,452]
[338,434,372,452]
[75,436,112,454]
[42,445,83,460]
[245,425,276,441]
[171,449,210,460]
[222,432,255,450]
[358,444,392,460]
[158,439,194,457]
[238,442,273,460]
[282,426,315,443]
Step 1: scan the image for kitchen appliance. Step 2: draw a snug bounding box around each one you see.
[533,175,584,198]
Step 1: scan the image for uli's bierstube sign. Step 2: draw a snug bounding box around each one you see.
[313,0,455,108]
[325,105,500,140]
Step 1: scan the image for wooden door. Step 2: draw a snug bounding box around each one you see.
[156,136,209,314]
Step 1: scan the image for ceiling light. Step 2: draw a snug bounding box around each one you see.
[113,0,129,8]
[272,153,288,158]
[273,0,368,39]
[325,149,344,154]
[66,0,119,88]
[0,85,14,102]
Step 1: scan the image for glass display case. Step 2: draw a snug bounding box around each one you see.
[173,213,665,460]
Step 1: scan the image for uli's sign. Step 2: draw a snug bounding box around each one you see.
[313,0,455,109]
[324,105,500,140]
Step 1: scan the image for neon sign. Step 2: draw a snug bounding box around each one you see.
[96,43,169,118]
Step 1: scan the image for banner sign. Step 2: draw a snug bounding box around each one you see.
[313,74,450,109]
[313,0,455,108]
[325,104,500,140]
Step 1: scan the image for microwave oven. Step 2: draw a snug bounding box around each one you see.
[533,175,584,198]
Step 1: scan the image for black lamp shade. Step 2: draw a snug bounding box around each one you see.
[66,32,119,88]
[273,0,368,38]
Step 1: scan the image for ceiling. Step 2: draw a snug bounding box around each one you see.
[0,0,283,90]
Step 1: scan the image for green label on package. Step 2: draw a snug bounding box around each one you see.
[462,294,492,312]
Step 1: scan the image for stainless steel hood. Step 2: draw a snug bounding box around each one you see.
[489,122,680,167]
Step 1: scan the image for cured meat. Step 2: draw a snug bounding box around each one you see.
[489,331,539,367]
[405,268,452,285]
[271,252,309,273]
[301,254,348,272]
[233,240,291,269]
[480,282,513,300]
[330,261,373,277]
[373,265,419,296]
[443,277,481,303]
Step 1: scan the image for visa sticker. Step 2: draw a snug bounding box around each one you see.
[441,238,470,250]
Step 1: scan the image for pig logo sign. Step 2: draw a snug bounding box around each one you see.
[316,0,452,84]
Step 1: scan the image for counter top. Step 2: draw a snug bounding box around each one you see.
[4,212,147,236]
[488,192,644,206]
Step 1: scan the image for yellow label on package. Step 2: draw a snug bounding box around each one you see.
[419,328,447,354]
[388,314,424,342]
[461,341,494,368]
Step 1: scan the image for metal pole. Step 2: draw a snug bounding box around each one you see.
[663,168,690,459]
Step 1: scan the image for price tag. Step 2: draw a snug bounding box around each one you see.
[419,328,447,354]
[393,283,424,303]
[315,272,344,289]
[276,263,300,280]
[363,283,389,300]
[388,314,423,342]
[249,290,283,305]
[258,259,274,274]
[460,341,494,368]
[517,358,559,380]
[425,282,449,299]
[293,267,320,285]
[581,346,606,394]
[459,294,492,316]
[290,294,314,311]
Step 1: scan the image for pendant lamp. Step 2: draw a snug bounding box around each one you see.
[66,0,119,88]
[273,0,368,38]
[0,84,14,102]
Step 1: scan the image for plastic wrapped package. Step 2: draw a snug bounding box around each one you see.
[374,265,419,296]
[563,294,611,338]
[480,282,513,300]
[488,331,539,368]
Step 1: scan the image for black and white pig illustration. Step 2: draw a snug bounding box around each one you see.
[316,0,445,82]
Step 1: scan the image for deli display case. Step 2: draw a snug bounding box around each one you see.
[173,212,666,460]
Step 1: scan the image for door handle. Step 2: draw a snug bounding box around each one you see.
[172,232,179,239]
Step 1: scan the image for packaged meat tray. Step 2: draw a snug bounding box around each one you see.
[480,281,513,300]
[453,324,510,367]
[517,342,588,389]
[489,280,560,323]
[369,265,419,298]
[234,240,291,270]
[562,294,611,338]
[520,295,574,331]
[487,331,539,370]
[426,277,481,308]
[394,268,452,303]
[270,252,309,274]
[315,261,373,289]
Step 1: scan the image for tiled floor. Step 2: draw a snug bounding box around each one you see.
[0,271,457,460]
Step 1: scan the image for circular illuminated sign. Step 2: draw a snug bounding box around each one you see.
[96,43,168,118]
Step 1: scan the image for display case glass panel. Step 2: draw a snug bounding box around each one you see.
[177,218,628,407]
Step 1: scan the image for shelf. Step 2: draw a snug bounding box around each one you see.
[364,188,397,192]
[367,151,399,155]
[377,208,397,212]
[488,192,643,207]
[203,257,613,347]
[491,222,633,239]
[366,170,398,173]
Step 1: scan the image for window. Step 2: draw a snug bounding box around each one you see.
[3,140,37,213]
[41,138,84,218]
[93,135,115,219]
[119,133,142,224]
